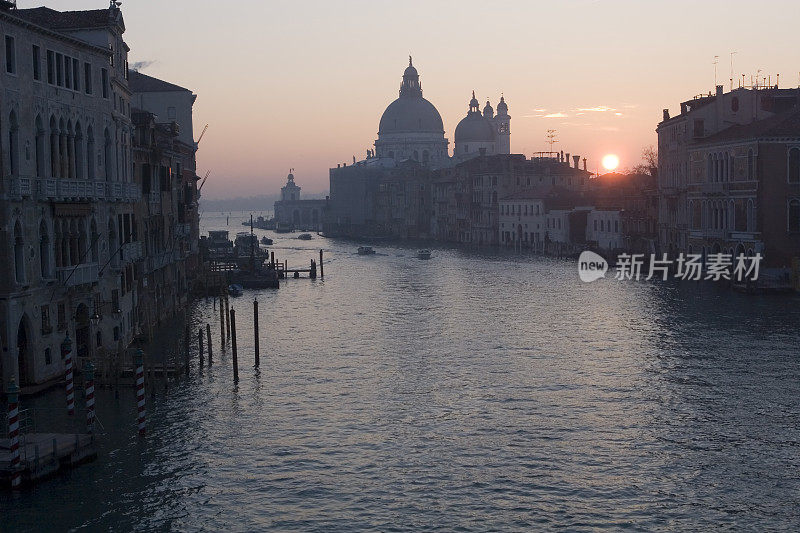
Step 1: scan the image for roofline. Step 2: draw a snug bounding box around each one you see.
[0,10,112,56]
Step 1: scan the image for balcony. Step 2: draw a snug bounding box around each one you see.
[120,241,143,263]
[9,177,33,199]
[729,231,761,242]
[32,178,141,203]
[56,262,99,287]
[175,223,191,237]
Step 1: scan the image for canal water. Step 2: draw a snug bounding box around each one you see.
[2,211,800,531]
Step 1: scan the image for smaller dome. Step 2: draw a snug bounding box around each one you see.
[404,65,418,77]
[483,100,494,118]
[455,113,495,143]
[469,91,479,109]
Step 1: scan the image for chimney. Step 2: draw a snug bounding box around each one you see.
[560,150,564,161]
[582,158,587,171]
[565,153,570,166]
[573,155,580,169]
[337,163,340,168]
[663,109,670,121]
[716,85,723,96]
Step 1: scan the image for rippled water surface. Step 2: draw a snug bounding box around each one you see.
[3,212,800,531]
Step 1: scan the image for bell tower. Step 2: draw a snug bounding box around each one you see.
[496,95,510,154]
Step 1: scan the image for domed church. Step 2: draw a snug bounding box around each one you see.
[374,57,450,165]
[454,92,510,161]
[373,57,510,165]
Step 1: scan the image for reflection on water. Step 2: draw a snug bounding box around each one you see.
[2,212,800,531]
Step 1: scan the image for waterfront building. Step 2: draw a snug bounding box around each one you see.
[273,171,326,231]
[657,84,800,268]
[0,3,200,392]
[327,58,511,239]
[0,2,137,390]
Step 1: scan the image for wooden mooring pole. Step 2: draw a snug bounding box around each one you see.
[184,324,190,374]
[320,249,324,278]
[206,323,213,366]
[219,290,226,350]
[253,298,260,368]
[224,294,231,341]
[198,328,204,368]
[230,308,239,382]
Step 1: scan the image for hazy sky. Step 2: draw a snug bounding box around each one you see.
[21,0,800,199]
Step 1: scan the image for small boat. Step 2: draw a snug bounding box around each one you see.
[227,284,243,296]
[417,249,432,259]
[357,246,376,255]
[298,233,312,240]
[260,236,273,245]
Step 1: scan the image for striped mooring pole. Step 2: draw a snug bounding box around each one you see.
[7,379,22,488]
[84,361,96,433]
[134,349,146,436]
[62,334,75,415]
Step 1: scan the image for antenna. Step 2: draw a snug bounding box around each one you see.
[545,129,559,153]
[729,51,736,91]
[713,55,719,87]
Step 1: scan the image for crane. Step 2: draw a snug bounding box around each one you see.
[196,123,209,145]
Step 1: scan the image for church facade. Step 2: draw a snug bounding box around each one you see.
[273,172,326,231]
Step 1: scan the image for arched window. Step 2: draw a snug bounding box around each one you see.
[90,218,99,262]
[8,110,19,176]
[49,116,59,177]
[87,125,95,179]
[66,119,74,179]
[104,127,113,181]
[788,147,800,183]
[40,220,52,279]
[789,199,800,233]
[14,221,25,283]
[747,199,756,232]
[108,218,119,267]
[707,154,713,182]
[35,115,45,177]
[74,122,83,179]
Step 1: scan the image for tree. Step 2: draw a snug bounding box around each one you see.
[633,145,658,178]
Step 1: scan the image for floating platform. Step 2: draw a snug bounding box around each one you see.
[0,432,97,488]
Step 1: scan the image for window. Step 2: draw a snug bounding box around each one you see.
[72,58,80,91]
[731,97,739,112]
[5,35,16,74]
[47,50,54,83]
[32,45,40,80]
[167,106,176,120]
[57,303,66,331]
[84,62,92,94]
[56,52,64,86]
[44,348,52,365]
[614,220,619,233]
[789,199,800,233]
[101,68,108,98]
[788,147,800,183]
[747,149,754,180]
[41,305,51,334]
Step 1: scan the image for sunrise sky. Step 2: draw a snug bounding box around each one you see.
[20,0,800,199]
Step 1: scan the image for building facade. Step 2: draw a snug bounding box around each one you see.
[0,4,199,392]
[273,171,326,231]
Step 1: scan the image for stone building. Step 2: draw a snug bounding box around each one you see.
[0,3,137,391]
[273,171,326,231]
[656,84,800,261]
[0,3,200,392]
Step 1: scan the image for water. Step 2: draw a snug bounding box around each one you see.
[3,211,800,531]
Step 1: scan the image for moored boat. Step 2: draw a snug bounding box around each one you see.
[417,249,432,259]
[227,283,243,296]
[298,233,312,240]
[357,246,376,255]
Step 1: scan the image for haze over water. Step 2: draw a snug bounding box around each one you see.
[3,212,800,531]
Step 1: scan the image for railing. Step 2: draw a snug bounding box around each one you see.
[9,177,33,198]
[24,178,142,202]
[120,241,143,263]
[729,231,761,241]
[55,262,99,287]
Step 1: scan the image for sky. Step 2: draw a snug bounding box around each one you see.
[20,0,800,199]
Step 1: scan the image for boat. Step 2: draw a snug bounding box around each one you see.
[357,246,376,255]
[298,233,312,240]
[233,232,261,257]
[227,284,243,296]
[275,222,293,233]
[417,249,432,259]
[260,236,273,246]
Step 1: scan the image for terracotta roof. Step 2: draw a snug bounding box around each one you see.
[128,70,190,93]
[15,7,117,30]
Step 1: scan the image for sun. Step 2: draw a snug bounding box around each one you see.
[602,154,620,171]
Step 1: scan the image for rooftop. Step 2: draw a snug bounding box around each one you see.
[15,6,122,31]
[129,70,191,93]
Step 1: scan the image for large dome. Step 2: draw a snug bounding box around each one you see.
[379,97,444,135]
[454,113,495,143]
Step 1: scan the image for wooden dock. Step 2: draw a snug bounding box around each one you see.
[0,432,96,488]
